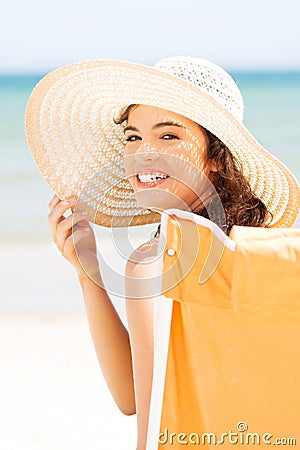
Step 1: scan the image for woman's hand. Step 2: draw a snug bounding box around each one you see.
[48,194,99,280]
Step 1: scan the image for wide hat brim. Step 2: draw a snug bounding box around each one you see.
[25,59,300,228]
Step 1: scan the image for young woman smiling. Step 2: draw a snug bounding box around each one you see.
[25,56,300,450]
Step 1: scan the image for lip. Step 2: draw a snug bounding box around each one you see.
[135,168,170,188]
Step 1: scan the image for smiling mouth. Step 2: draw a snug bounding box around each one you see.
[136,172,170,186]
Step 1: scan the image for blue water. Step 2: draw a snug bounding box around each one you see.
[1,72,300,243]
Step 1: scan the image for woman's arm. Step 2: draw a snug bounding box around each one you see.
[48,195,136,415]
[79,272,136,416]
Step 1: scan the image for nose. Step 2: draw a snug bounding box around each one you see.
[134,141,159,161]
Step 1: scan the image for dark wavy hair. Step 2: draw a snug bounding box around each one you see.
[196,129,273,235]
[115,106,273,236]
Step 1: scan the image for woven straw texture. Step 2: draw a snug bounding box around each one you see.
[25,57,300,228]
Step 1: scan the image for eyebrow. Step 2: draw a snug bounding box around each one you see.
[123,121,186,133]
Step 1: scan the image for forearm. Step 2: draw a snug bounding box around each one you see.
[78,271,136,415]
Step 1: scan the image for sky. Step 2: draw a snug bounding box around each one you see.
[1,0,300,73]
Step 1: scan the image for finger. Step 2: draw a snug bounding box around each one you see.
[48,195,77,213]
[48,199,76,228]
[48,194,61,211]
[63,227,90,259]
[57,212,89,235]
[56,212,89,250]
[48,199,76,244]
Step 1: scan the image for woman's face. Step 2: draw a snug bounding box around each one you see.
[123,105,217,213]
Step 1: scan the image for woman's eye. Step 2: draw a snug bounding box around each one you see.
[161,134,178,140]
[124,135,141,142]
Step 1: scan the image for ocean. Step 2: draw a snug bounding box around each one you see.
[1,72,300,245]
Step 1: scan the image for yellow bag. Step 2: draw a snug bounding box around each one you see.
[147,209,300,449]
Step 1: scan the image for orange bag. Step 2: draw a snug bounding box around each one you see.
[147,209,300,449]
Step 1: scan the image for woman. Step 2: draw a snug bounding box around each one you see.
[26,56,300,449]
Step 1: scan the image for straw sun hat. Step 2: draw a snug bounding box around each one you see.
[25,56,300,228]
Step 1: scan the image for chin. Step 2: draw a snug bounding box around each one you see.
[135,189,192,212]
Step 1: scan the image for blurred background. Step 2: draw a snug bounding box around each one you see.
[1,0,300,448]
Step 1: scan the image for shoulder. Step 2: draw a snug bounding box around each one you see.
[125,237,162,299]
[125,237,160,278]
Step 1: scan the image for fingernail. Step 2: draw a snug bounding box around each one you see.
[69,198,77,203]
[81,211,88,216]
[84,228,90,232]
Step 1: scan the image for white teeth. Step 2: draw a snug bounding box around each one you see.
[137,173,169,183]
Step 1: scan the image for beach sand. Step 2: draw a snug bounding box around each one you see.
[0,244,137,450]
